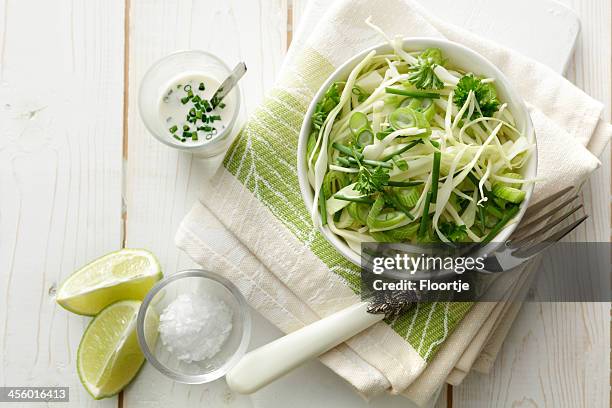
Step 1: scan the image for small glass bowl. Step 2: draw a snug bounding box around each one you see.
[136,269,251,384]
[138,50,241,157]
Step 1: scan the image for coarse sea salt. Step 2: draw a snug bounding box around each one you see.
[159,292,233,363]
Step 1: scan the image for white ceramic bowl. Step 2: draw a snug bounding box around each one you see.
[297,38,537,266]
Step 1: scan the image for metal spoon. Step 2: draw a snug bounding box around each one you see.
[211,62,247,108]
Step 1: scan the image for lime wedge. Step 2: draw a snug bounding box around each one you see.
[78,300,158,399]
[56,249,162,316]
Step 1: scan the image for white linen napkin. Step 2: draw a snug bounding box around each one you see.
[176,0,610,404]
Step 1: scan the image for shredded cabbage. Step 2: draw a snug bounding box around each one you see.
[306,18,534,249]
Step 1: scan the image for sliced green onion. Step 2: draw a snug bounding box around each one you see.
[169,125,178,133]
[356,129,374,146]
[349,111,369,135]
[492,183,525,204]
[198,82,205,91]
[385,87,441,99]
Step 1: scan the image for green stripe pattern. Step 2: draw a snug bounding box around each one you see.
[223,47,472,361]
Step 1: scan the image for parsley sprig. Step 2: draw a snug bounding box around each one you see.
[351,146,390,196]
[312,82,341,131]
[453,74,500,118]
[355,165,390,196]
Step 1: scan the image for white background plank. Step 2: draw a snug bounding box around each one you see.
[0,0,124,407]
[453,0,611,406]
[122,1,287,407]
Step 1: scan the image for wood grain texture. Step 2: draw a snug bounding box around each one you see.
[122,1,287,407]
[0,0,124,406]
[453,0,611,406]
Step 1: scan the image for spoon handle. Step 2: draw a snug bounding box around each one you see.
[212,62,247,106]
[225,302,384,394]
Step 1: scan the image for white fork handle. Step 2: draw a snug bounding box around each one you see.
[226,302,384,394]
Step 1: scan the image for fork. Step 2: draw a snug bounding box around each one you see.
[480,185,588,273]
[225,186,588,394]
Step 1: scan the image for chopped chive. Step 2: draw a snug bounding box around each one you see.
[387,181,423,187]
[172,134,181,142]
[430,152,441,203]
[181,138,186,142]
[182,125,189,131]
[192,133,198,141]
[209,115,221,121]
[319,192,327,225]
[485,203,503,218]
[333,195,375,204]
[478,206,486,229]
[189,108,196,117]
[187,89,194,98]
[192,95,201,103]
[182,131,192,138]
[336,157,355,167]
[332,142,363,159]
[385,87,441,99]
[195,110,203,119]
[346,156,393,169]
[181,96,191,104]
[183,84,192,92]
[198,82,205,91]
[169,125,178,133]
[219,102,226,109]
[481,205,520,244]
[418,191,433,239]
[380,139,424,161]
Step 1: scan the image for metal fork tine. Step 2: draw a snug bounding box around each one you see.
[511,204,583,244]
[511,215,588,258]
[522,186,573,219]
[511,195,580,240]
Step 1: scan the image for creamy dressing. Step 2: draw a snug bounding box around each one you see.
[158,72,236,146]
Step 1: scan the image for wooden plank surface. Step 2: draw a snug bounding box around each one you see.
[121,1,287,407]
[0,0,608,407]
[453,0,611,406]
[0,0,125,407]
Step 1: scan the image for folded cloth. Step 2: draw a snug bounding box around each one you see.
[176,0,611,401]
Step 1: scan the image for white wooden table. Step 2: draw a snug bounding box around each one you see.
[0,0,609,407]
